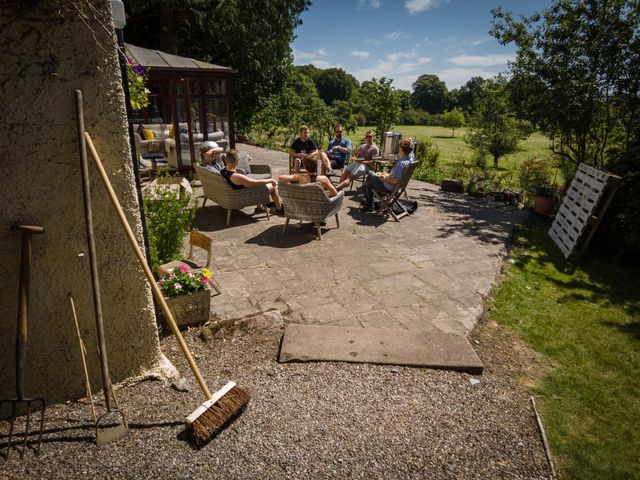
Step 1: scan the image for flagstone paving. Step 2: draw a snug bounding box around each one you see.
[191,144,528,337]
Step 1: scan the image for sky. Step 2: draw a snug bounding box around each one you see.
[292,0,552,91]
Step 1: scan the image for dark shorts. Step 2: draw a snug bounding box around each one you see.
[330,158,345,169]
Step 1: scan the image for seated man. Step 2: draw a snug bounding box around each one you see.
[199,141,225,171]
[361,137,413,213]
[320,124,352,175]
[336,129,379,191]
[220,149,284,214]
[289,125,319,173]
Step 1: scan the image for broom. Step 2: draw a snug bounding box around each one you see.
[78,95,249,446]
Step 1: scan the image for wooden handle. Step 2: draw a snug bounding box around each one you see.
[83,132,212,400]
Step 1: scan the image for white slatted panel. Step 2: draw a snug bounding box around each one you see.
[548,163,614,258]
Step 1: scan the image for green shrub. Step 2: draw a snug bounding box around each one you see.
[413,136,444,184]
[143,176,197,273]
[518,156,553,205]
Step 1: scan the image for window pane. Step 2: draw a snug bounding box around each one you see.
[204,97,229,139]
[204,78,226,95]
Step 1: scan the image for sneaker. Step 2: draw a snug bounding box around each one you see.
[361,204,375,212]
[326,169,336,176]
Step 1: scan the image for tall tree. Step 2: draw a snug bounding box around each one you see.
[449,76,486,115]
[491,0,640,168]
[361,77,401,140]
[314,68,360,105]
[465,79,530,168]
[124,0,311,130]
[411,74,449,114]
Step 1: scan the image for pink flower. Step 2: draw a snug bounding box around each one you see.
[202,277,210,283]
[173,283,182,290]
[188,272,195,278]
[179,265,189,273]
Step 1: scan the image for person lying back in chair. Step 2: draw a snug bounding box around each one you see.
[360,137,413,213]
[199,141,225,171]
[278,153,338,197]
[221,149,284,214]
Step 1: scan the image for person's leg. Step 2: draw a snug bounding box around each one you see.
[294,157,302,173]
[336,172,353,191]
[266,183,282,210]
[320,151,331,175]
[363,172,387,209]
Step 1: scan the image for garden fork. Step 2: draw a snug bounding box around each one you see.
[1,224,46,461]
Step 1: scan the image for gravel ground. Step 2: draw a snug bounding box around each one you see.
[1,317,551,479]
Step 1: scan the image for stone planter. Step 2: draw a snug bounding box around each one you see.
[164,287,210,329]
[533,193,557,216]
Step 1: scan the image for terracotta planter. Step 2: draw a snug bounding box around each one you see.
[164,287,210,329]
[533,193,557,215]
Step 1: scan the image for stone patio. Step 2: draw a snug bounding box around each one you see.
[185,144,528,338]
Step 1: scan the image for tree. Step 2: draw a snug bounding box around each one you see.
[491,0,640,169]
[124,0,311,130]
[449,76,486,115]
[465,79,530,168]
[411,74,449,114]
[361,78,401,140]
[396,89,413,111]
[315,68,360,106]
[441,108,465,137]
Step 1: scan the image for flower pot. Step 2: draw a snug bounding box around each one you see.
[164,287,210,329]
[534,193,557,216]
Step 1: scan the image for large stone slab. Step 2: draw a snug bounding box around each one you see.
[279,325,483,374]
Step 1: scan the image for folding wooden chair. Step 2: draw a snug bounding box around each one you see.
[157,230,222,295]
[372,159,419,222]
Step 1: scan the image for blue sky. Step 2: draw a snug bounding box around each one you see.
[292,0,551,91]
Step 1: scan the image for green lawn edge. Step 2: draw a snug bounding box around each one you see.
[488,219,640,479]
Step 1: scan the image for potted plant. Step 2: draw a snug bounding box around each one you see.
[534,181,560,215]
[158,266,212,328]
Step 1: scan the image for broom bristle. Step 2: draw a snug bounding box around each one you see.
[188,385,251,447]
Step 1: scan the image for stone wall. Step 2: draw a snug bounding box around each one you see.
[0,1,162,406]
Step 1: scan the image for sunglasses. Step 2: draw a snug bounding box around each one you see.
[335,131,342,134]
[366,135,373,138]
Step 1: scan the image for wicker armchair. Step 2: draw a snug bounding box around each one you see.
[278,182,344,240]
[195,165,272,225]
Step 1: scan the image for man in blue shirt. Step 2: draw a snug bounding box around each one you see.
[361,137,413,212]
[320,124,352,175]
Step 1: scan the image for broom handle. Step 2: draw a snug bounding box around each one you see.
[83,132,212,400]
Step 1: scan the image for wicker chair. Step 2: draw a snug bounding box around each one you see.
[278,182,344,240]
[195,165,271,226]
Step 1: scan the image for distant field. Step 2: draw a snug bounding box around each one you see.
[351,125,556,178]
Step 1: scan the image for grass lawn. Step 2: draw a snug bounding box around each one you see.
[352,125,556,179]
[489,219,640,479]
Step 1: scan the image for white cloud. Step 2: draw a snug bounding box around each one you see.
[357,0,381,9]
[404,0,448,15]
[293,48,328,61]
[447,54,514,67]
[436,67,502,88]
[353,51,432,85]
[470,36,492,47]
[385,31,403,41]
[351,50,371,59]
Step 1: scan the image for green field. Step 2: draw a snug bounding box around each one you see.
[352,125,556,178]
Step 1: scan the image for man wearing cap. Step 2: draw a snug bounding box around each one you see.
[199,141,225,171]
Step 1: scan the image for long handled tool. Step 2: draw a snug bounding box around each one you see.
[75,91,128,447]
[76,90,249,447]
[1,224,46,461]
[68,293,97,423]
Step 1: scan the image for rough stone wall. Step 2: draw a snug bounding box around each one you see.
[0,1,162,405]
